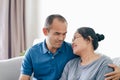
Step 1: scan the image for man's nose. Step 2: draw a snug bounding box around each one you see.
[59,35,65,40]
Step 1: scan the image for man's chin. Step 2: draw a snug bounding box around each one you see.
[56,44,62,48]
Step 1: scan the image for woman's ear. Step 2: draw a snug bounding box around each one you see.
[43,28,48,36]
[87,36,93,43]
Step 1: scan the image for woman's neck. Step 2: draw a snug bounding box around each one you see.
[80,52,100,66]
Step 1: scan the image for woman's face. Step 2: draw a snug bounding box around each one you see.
[72,32,89,55]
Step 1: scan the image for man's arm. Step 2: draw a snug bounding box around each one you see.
[105,64,120,80]
[19,49,33,80]
[19,74,31,80]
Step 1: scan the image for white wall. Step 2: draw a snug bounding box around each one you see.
[38,0,120,58]
[25,0,40,48]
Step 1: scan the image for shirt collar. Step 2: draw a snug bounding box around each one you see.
[42,39,49,54]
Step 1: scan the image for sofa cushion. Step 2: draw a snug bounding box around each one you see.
[0,56,23,80]
[112,57,120,67]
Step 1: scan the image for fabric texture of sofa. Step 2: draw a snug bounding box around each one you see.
[0,54,119,80]
[112,57,120,67]
[0,56,23,80]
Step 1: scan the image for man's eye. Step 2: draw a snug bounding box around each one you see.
[55,33,60,35]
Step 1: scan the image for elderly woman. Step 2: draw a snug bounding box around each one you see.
[60,27,114,80]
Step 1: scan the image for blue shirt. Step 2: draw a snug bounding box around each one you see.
[21,40,77,80]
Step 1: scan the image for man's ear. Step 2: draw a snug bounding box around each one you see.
[43,28,48,36]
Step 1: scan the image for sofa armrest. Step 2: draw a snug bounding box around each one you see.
[112,57,120,67]
[0,56,23,80]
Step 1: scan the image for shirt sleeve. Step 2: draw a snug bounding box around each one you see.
[59,61,70,80]
[21,48,33,76]
[95,64,113,80]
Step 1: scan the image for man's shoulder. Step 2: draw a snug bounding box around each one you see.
[32,41,43,48]
[24,41,44,57]
[27,41,44,52]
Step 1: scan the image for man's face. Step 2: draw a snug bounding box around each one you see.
[44,19,67,50]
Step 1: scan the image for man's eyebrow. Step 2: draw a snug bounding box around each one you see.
[55,32,60,34]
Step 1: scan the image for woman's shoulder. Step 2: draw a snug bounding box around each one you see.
[66,57,80,67]
[99,54,113,64]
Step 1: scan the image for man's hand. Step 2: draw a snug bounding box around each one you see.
[105,64,120,80]
[19,74,30,80]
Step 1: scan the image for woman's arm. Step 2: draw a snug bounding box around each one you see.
[95,64,114,80]
[59,63,69,80]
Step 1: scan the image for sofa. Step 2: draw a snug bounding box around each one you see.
[113,57,120,67]
[0,39,40,80]
[0,56,23,80]
[0,56,120,80]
